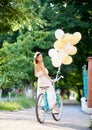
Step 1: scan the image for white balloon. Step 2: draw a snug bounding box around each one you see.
[51,57,61,68]
[48,48,58,58]
[57,50,68,61]
[55,29,64,40]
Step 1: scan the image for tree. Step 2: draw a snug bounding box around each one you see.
[0,0,91,100]
[0,40,33,89]
[32,0,91,100]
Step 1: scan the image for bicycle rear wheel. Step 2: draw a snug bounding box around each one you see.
[36,93,46,123]
[52,95,63,121]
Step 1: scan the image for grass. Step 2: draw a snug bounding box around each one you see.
[89,120,92,129]
[0,101,22,111]
[0,95,36,111]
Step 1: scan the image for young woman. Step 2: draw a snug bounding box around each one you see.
[34,52,58,114]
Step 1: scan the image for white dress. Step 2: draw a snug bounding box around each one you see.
[36,68,56,109]
[36,68,52,87]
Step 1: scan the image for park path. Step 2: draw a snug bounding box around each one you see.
[0,104,91,130]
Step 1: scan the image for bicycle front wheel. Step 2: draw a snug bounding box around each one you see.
[36,93,46,123]
[52,95,63,121]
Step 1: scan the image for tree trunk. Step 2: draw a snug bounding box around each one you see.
[77,85,82,102]
[29,82,34,98]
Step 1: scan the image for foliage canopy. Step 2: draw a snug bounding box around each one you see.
[0,0,91,97]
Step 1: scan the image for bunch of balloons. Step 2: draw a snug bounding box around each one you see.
[48,29,82,67]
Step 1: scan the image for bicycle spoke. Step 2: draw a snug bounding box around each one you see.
[52,96,63,121]
[36,93,46,123]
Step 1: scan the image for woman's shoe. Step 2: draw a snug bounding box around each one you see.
[52,109,59,114]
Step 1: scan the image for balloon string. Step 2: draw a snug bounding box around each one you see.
[55,65,61,79]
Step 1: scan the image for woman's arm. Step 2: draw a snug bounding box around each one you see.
[34,65,37,77]
[34,65,44,77]
[35,63,54,83]
[41,63,54,83]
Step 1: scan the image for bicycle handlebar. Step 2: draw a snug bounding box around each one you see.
[54,75,64,82]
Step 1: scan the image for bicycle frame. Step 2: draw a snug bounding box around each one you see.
[36,66,63,123]
[42,92,50,111]
[40,87,61,113]
[56,93,61,108]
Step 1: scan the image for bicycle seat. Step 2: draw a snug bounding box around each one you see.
[40,86,49,89]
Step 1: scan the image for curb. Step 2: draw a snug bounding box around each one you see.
[63,99,80,105]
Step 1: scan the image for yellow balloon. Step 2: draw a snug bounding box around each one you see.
[62,33,72,44]
[62,56,73,65]
[54,40,64,50]
[70,32,82,45]
[69,46,77,55]
[63,43,77,55]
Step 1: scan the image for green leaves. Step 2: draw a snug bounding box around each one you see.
[0,41,34,88]
[0,0,91,97]
[0,0,32,33]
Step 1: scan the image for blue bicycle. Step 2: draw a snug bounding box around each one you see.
[36,75,63,123]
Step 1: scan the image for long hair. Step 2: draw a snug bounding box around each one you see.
[34,52,41,64]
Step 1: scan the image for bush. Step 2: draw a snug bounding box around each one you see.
[16,96,36,108]
[0,96,36,111]
[0,101,22,111]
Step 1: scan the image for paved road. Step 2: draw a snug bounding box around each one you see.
[0,105,91,130]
